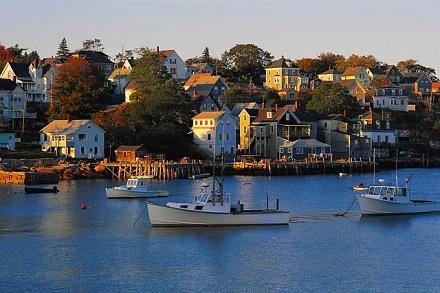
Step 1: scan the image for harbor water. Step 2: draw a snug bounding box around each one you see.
[1,168,440,292]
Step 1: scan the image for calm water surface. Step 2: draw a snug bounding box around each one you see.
[1,169,440,292]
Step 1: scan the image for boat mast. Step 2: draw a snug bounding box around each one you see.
[373,147,376,185]
[395,148,398,187]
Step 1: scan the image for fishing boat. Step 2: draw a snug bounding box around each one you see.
[25,186,59,194]
[357,179,440,215]
[131,175,155,179]
[106,178,169,199]
[189,173,211,180]
[357,149,440,215]
[147,141,289,226]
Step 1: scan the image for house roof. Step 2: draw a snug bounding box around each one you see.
[240,108,260,117]
[41,120,98,134]
[184,73,220,88]
[370,76,397,89]
[0,78,17,91]
[8,63,32,81]
[192,111,225,120]
[108,67,132,80]
[400,73,424,84]
[232,103,260,116]
[359,110,381,123]
[432,82,440,90]
[318,68,340,75]
[281,139,330,149]
[116,145,145,152]
[41,57,61,66]
[159,49,175,58]
[72,50,114,64]
[341,66,365,77]
[266,57,290,69]
[368,67,385,75]
[190,63,211,71]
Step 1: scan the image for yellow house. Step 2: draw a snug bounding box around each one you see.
[238,108,259,152]
[318,69,341,82]
[341,66,370,88]
[265,57,301,91]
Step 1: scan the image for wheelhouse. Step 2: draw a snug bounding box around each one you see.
[367,186,408,197]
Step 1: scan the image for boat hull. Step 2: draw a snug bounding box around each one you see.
[106,188,169,199]
[147,203,290,226]
[357,196,440,215]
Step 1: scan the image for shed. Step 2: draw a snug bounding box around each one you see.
[115,145,147,163]
[279,139,332,160]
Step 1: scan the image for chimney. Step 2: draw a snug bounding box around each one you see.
[67,114,70,123]
[275,104,278,112]
[156,46,160,56]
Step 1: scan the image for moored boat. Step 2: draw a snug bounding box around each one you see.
[357,180,440,215]
[25,186,59,194]
[353,183,368,191]
[106,178,169,199]
[189,173,211,179]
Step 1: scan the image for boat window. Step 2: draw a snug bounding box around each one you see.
[373,187,381,195]
[195,205,203,210]
[368,187,374,195]
[396,188,407,196]
[379,187,387,196]
[386,188,395,196]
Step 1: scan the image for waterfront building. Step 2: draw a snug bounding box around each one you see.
[238,108,259,152]
[278,138,332,160]
[115,145,147,163]
[265,57,308,92]
[0,132,20,150]
[192,111,237,156]
[372,83,415,112]
[40,119,105,159]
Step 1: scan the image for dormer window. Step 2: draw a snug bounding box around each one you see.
[286,113,290,121]
[376,121,381,129]
[267,112,272,119]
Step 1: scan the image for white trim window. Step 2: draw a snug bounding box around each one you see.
[295,148,303,154]
[279,147,284,154]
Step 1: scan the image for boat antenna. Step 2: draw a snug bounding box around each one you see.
[395,148,398,187]
[372,147,376,185]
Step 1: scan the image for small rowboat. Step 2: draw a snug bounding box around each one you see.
[25,186,59,194]
[353,184,368,191]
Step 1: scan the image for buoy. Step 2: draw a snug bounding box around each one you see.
[80,203,87,210]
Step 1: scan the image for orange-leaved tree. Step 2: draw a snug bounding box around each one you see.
[49,57,107,120]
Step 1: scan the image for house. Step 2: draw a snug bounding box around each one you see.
[341,66,370,88]
[250,105,316,159]
[0,133,20,150]
[156,48,187,81]
[0,78,36,126]
[384,65,402,84]
[184,73,228,112]
[366,67,385,80]
[372,83,415,112]
[400,72,432,96]
[187,63,214,75]
[231,102,260,117]
[40,119,105,159]
[108,62,132,95]
[238,108,260,152]
[277,88,297,100]
[265,57,307,92]
[318,114,370,159]
[0,59,58,103]
[335,80,370,106]
[432,82,440,94]
[318,68,341,82]
[115,145,147,163]
[279,139,332,160]
[192,111,237,156]
[70,50,115,78]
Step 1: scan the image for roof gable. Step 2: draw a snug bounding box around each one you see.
[41,120,103,134]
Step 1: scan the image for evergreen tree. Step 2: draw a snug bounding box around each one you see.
[201,46,211,64]
[56,38,70,63]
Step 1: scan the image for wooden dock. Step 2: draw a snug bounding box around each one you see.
[0,171,59,185]
[102,159,206,180]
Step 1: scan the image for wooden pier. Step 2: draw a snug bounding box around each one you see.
[102,159,206,180]
[0,171,59,185]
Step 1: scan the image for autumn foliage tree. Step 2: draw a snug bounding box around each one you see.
[0,44,13,72]
[49,57,107,120]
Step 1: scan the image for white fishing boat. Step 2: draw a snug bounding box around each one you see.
[106,178,169,199]
[357,180,440,215]
[147,134,289,226]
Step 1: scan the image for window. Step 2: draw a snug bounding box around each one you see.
[244,126,247,134]
[207,133,211,141]
[270,125,274,134]
[95,134,98,142]
[79,134,86,141]
[279,147,284,153]
[230,147,234,154]
[385,135,389,142]
[295,148,303,154]
[219,134,222,141]
[209,144,212,149]
[205,120,208,125]
[80,147,85,155]
[210,120,213,125]
[260,128,263,134]
[195,120,198,125]
[287,148,292,154]
[226,134,229,140]
[286,113,290,121]
[401,100,404,105]
[214,87,218,93]
[170,68,176,75]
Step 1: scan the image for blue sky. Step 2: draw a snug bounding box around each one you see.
[1,0,439,73]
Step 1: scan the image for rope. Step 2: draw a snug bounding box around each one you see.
[133,203,148,228]
[333,195,358,217]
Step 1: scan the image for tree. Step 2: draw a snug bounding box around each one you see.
[316,52,346,73]
[0,44,13,72]
[221,44,273,85]
[201,46,212,64]
[296,57,319,74]
[56,38,70,62]
[48,57,107,120]
[262,89,281,107]
[336,54,379,72]
[82,39,104,51]
[128,51,193,157]
[307,83,360,115]
[397,58,437,80]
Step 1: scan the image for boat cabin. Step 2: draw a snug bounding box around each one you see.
[367,185,408,201]
[126,178,147,189]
